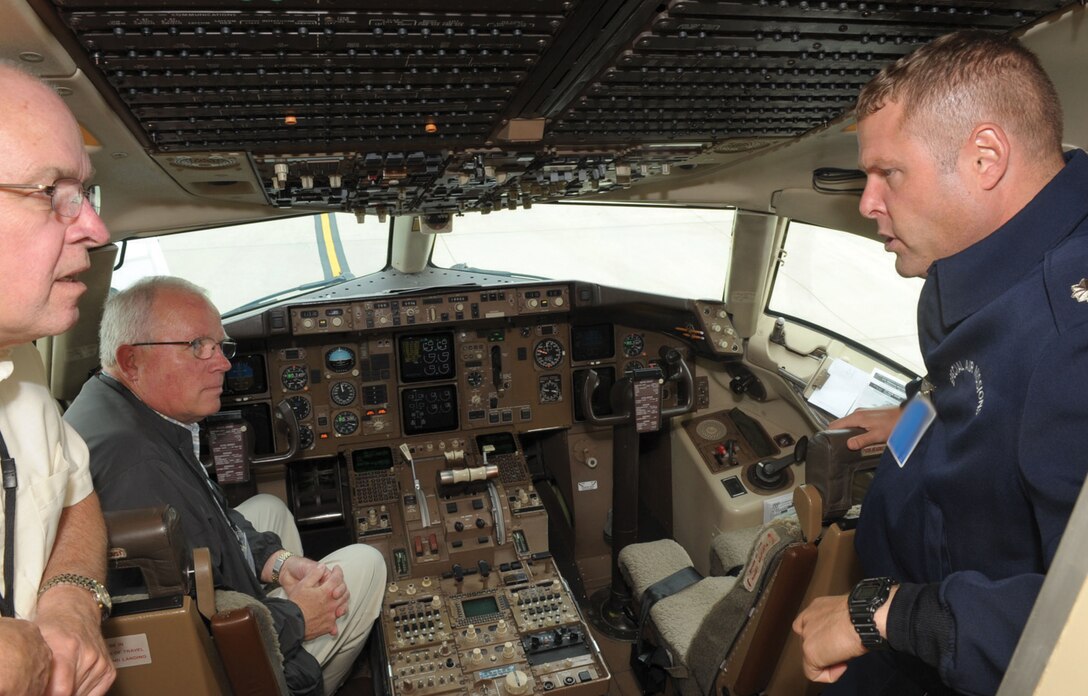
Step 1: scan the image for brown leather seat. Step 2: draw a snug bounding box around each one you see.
[103,506,288,696]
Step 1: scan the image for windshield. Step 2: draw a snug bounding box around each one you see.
[768,221,925,375]
[112,204,735,314]
[431,204,734,300]
[112,213,390,315]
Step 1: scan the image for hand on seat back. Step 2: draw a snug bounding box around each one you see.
[283,562,350,641]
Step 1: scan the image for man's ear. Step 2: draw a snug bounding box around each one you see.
[114,344,140,382]
[969,124,1009,191]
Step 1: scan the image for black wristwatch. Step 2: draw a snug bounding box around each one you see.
[848,577,895,649]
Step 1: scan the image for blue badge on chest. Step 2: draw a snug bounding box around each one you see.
[888,394,937,468]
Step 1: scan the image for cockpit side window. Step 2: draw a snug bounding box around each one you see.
[767,221,925,376]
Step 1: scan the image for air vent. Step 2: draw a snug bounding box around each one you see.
[171,155,239,169]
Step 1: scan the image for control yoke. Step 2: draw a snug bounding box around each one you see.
[578,346,695,640]
[579,346,695,427]
[251,400,300,465]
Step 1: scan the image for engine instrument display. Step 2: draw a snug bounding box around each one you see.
[398,332,454,383]
[402,385,459,435]
[622,333,645,357]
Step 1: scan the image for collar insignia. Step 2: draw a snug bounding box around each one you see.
[1072,279,1088,303]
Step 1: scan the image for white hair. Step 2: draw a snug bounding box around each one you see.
[99,276,214,368]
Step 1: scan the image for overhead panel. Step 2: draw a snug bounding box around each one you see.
[34,0,1068,216]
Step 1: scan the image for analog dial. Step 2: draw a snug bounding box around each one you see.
[539,375,562,403]
[624,360,645,373]
[281,364,308,391]
[330,381,357,406]
[533,338,565,369]
[332,411,359,436]
[285,395,311,420]
[622,333,645,357]
[466,370,484,388]
[325,346,356,373]
[298,425,315,449]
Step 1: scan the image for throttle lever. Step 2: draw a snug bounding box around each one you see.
[752,436,808,489]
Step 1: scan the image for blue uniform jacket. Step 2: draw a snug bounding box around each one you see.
[855,149,1088,695]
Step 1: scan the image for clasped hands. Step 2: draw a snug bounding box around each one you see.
[278,555,351,640]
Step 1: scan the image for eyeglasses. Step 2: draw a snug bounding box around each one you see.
[0,178,101,219]
[130,337,238,360]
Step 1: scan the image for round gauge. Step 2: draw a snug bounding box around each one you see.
[625,360,645,373]
[533,338,565,369]
[466,371,484,388]
[332,411,359,436]
[281,364,308,391]
[623,333,645,357]
[330,381,357,406]
[285,395,311,420]
[325,346,356,373]
[539,375,562,403]
[298,425,315,450]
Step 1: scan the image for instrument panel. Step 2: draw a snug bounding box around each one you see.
[222,283,694,459]
[215,282,747,695]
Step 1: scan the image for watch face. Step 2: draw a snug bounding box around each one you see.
[853,583,882,601]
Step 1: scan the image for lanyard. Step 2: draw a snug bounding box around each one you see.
[0,428,17,618]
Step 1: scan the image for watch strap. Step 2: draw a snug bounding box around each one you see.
[270,550,294,585]
[38,573,111,619]
[848,576,895,649]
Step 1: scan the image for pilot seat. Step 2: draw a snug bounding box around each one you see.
[617,428,880,696]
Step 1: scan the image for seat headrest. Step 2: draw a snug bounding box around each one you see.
[105,505,191,598]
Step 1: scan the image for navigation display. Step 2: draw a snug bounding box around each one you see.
[571,324,615,362]
[398,332,455,383]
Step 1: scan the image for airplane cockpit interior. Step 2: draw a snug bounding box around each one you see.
[6,1,1088,695]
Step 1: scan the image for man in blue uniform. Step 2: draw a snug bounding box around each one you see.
[793,31,1087,695]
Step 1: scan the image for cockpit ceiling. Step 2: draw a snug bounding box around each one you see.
[34,0,1067,217]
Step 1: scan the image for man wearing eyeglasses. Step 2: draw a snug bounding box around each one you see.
[0,64,116,696]
[64,276,386,696]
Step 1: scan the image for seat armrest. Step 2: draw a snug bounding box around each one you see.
[105,505,190,598]
[212,591,289,696]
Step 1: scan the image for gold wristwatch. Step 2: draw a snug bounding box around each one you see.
[38,573,112,620]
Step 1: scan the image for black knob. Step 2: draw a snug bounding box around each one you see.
[454,521,464,532]
[452,564,464,582]
[475,518,486,529]
[478,560,491,578]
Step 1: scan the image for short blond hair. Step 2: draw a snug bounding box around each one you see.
[856,31,1063,170]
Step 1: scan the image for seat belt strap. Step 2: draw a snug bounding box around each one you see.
[636,565,702,657]
[0,428,17,618]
